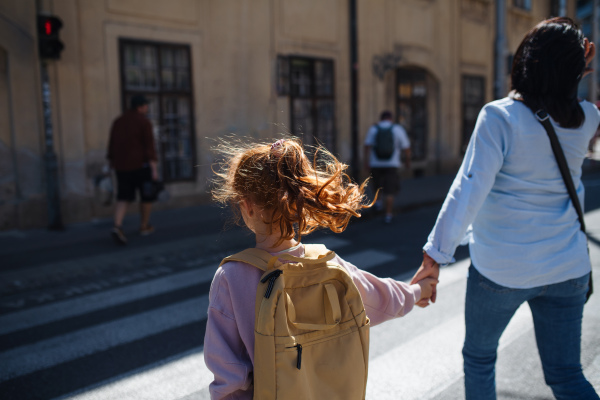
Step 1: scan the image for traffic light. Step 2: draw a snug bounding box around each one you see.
[37,15,64,59]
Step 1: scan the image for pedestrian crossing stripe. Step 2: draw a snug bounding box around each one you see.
[0,246,394,384]
[2,232,599,399]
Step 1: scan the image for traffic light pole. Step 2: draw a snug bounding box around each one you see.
[40,60,64,230]
[349,0,359,179]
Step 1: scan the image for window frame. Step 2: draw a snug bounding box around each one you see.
[118,38,197,183]
[283,55,337,152]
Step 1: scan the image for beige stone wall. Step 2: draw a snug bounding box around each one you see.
[0,0,578,229]
[359,0,464,173]
[0,0,46,229]
[273,0,351,159]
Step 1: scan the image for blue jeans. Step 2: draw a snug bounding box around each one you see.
[463,265,598,400]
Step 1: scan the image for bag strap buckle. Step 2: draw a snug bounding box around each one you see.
[535,109,549,122]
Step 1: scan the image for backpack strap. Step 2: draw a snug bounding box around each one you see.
[219,244,336,271]
[303,244,333,259]
[219,248,275,271]
[276,244,336,264]
[376,124,393,134]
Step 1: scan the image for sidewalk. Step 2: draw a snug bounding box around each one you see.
[3,160,600,271]
[0,173,457,270]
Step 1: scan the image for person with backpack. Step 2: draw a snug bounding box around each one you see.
[205,138,437,399]
[363,110,411,224]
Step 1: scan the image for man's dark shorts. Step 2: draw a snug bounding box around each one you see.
[371,167,400,196]
[116,167,156,202]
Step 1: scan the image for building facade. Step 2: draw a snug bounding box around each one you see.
[0,0,575,229]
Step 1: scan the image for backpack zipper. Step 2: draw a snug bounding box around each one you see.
[295,344,302,369]
[285,343,303,369]
[261,269,283,298]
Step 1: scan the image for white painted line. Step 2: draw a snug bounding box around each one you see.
[52,233,600,400]
[306,237,350,250]
[59,348,212,400]
[367,260,533,400]
[0,295,209,382]
[56,258,472,400]
[0,265,217,336]
[344,249,396,270]
[0,247,399,381]
[0,247,390,338]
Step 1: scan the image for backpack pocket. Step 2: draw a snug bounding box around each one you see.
[275,324,367,399]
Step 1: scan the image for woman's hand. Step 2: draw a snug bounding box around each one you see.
[411,252,440,307]
[583,38,596,79]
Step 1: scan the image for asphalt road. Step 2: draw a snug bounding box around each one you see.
[0,170,599,399]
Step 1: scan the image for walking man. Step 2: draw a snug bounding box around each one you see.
[363,110,411,223]
[107,95,159,244]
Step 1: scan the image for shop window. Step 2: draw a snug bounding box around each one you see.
[120,40,195,182]
[462,75,486,152]
[396,68,428,161]
[278,56,336,152]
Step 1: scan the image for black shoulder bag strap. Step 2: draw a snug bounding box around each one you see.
[535,109,593,303]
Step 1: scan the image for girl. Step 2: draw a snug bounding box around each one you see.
[205,138,436,399]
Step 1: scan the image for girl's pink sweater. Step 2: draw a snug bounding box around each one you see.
[204,244,422,399]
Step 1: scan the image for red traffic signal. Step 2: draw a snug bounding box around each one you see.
[37,16,64,59]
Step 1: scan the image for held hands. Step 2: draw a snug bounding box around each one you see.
[411,252,440,308]
[416,277,438,304]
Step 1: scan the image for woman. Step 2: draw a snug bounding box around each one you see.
[412,18,599,399]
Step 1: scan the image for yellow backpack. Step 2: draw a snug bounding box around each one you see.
[220,244,370,399]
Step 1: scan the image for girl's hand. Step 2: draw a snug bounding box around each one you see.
[583,38,596,79]
[416,277,439,304]
[411,252,440,307]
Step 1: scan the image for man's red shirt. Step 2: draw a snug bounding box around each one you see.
[107,110,158,171]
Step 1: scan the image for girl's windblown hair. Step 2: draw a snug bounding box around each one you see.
[212,137,374,244]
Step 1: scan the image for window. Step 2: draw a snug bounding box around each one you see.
[279,56,336,152]
[513,0,532,11]
[120,40,195,182]
[462,75,486,152]
[396,68,428,161]
[277,56,290,96]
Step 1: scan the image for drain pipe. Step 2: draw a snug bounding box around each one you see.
[349,0,359,178]
[494,0,507,99]
[559,0,566,16]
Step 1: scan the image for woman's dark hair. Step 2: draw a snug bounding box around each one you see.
[511,17,586,128]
